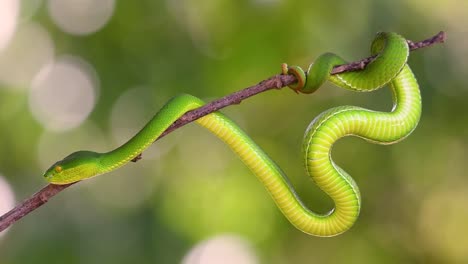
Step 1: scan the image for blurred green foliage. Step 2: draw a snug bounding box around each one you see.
[0,0,467,263]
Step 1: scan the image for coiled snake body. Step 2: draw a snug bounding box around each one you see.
[44,32,421,237]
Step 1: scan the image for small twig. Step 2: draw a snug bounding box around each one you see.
[331,31,446,74]
[407,31,446,50]
[0,31,445,233]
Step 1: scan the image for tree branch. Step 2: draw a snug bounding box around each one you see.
[0,31,445,233]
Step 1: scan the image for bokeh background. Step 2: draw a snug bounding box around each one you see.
[0,0,466,263]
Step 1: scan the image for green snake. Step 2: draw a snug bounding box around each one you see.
[44,32,421,237]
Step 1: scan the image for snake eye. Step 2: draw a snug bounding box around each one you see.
[55,166,63,173]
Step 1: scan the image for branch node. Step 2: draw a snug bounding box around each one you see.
[39,193,49,203]
[274,75,284,89]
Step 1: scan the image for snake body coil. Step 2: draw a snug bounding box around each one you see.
[44,32,421,237]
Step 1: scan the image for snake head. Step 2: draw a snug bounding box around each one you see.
[43,151,101,185]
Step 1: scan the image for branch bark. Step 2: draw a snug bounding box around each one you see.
[0,31,445,233]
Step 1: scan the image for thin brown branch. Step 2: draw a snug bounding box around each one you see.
[0,31,445,233]
[331,31,446,74]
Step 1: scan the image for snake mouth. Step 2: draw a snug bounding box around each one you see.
[45,176,76,185]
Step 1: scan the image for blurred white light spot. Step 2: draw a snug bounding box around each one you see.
[0,0,19,51]
[110,87,177,160]
[48,0,115,35]
[29,56,98,131]
[0,176,16,237]
[182,235,258,264]
[0,22,54,89]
